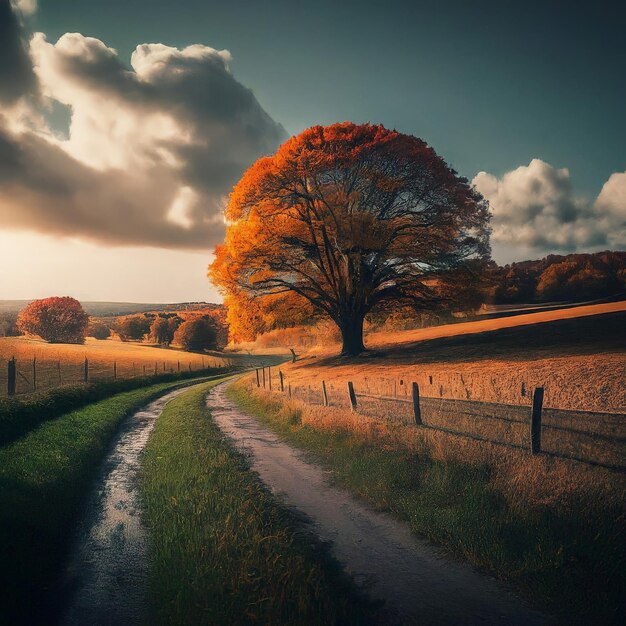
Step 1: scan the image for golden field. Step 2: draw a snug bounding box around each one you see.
[278,302,626,414]
[0,336,233,396]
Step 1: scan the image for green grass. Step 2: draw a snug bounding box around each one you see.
[141,380,379,625]
[227,383,626,626]
[0,377,218,625]
[0,367,232,446]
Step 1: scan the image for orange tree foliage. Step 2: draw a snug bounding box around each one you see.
[88,320,111,340]
[116,315,151,341]
[149,316,180,345]
[16,296,89,344]
[493,251,626,304]
[224,291,316,344]
[210,122,491,355]
[173,317,218,352]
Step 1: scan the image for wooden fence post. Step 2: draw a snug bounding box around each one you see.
[256,369,260,387]
[262,367,266,388]
[268,367,272,391]
[322,380,329,406]
[32,357,37,391]
[347,381,357,412]
[57,360,62,382]
[279,370,284,392]
[290,348,297,363]
[113,361,117,379]
[7,357,16,397]
[84,357,89,383]
[412,382,422,425]
[288,382,292,398]
[530,387,544,454]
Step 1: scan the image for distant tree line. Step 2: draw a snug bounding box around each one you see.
[490,251,626,304]
[2,298,225,353]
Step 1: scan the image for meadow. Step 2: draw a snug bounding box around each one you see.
[0,335,280,397]
[277,303,626,413]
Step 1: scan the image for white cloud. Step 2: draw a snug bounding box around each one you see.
[0,20,286,250]
[473,159,626,254]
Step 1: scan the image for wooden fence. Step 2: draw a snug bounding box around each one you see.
[253,366,626,472]
[2,355,233,398]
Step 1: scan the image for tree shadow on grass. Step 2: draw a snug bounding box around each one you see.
[310,311,626,368]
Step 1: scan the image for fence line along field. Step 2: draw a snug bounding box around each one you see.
[0,336,233,397]
[257,366,626,471]
[248,305,626,470]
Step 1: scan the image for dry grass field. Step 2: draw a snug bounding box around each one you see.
[0,336,234,397]
[280,302,626,413]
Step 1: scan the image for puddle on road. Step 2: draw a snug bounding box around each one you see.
[59,385,196,626]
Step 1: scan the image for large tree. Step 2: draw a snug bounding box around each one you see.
[211,122,490,355]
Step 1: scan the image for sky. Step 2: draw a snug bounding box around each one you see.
[0,0,625,303]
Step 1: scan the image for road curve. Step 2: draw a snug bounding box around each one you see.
[207,381,549,626]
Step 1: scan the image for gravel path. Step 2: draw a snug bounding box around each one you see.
[207,381,549,626]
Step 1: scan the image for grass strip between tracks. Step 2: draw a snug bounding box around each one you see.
[141,379,379,625]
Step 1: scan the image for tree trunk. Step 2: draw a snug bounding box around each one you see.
[339,314,365,356]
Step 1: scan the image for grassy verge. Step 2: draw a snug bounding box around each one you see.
[0,367,233,446]
[0,376,218,625]
[228,381,626,625]
[141,380,380,625]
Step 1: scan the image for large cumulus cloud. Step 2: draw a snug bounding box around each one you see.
[473,159,626,253]
[0,5,286,249]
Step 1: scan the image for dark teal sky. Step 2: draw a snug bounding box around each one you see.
[34,0,626,199]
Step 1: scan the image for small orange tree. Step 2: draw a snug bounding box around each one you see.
[173,317,218,352]
[116,315,151,341]
[88,320,111,340]
[17,296,89,344]
[210,122,490,355]
[149,316,180,345]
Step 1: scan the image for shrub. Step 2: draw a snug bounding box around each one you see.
[116,315,151,341]
[16,297,89,344]
[173,317,217,352]
[88,320,111,340]
[149,316,181,345]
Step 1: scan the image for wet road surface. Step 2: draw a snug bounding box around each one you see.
[59,384,202,626]
[207,381,549,626]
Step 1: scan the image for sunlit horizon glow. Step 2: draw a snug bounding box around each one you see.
[0,231,222,303]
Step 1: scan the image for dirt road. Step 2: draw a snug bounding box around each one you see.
[59,383,205,626]
[207,381,549,625]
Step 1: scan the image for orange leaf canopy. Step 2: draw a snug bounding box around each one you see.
[211,122,490,352]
